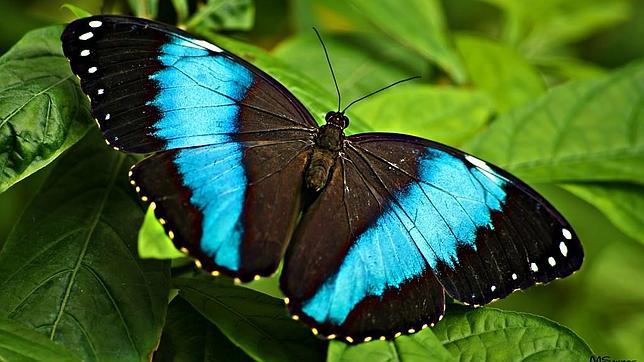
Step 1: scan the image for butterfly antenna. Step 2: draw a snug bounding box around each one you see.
[313,27,342,112]
[341,76,420,113]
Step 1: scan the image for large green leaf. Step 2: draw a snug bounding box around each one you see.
[0,134,171,361]
[351,84,493,146]
[154,297,252,362]
[0,317,81,362]
[455,34,546,112]
[433,306,593,360]
[350,0,466,83]
[467,62,644,184]
[328,306,591,361]
[273,32,427,104]
[327,329,453,362]
[175,276,326,362]
[186,0,255,33]
[562,182,644,244]
[0,26,92,193]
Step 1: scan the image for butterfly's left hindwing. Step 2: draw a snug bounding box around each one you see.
[62,16,317,280]
[282,133,583,341]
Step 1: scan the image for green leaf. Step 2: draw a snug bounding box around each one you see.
[171,0,190,24]
[562,182,644,244]
[242,267,283,299]
[60,4,93,18]
[0,133,171,361]
[433,306,593,360]
[328,306,591,361]
[127,0,159,19]
[0,26,92,194]
[350,0,466,83]
[327,329,453,362]
[0,317,81,362]
[351,85,493,146]
[186,0,255,33]
[455,34,546,112]
[175,276,326,362]
[273,32,427,104]
[155,297,252,362]
[484,0,630,53]
[138,205,184,259]
[467,62,644,184]
[534,57,607,83]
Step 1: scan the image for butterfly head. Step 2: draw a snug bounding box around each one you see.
[325,111,349,130]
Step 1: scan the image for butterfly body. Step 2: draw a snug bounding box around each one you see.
[61,16,584,343]
[305,112,347,191]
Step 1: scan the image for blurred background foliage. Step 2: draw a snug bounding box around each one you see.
[0,0,642,360]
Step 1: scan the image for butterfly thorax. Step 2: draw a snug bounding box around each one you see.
[305,112,348,192]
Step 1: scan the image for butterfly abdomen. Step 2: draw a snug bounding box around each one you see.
[305,124,344,191]
[305,148,337,192]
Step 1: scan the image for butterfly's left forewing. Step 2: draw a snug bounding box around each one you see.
[62,16,318,280]
[282,133,583,341]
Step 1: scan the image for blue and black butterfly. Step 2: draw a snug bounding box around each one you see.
[62,16,583,343]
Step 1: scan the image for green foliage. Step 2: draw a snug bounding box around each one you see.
[350,0,466,83]
[482,0,631,54]
[0,317,81,361]
[329,306,593,361]
[138,206,185,259]
[0,26,92,193]
[155,297,252,361]
[351,85,493,145]
[0,133,170,361]
[563,183,644,243]
[467,62,644,184]
[0,0,642,361]
[60,4,93,18]
[455,34,546,112]
[434,307,592,360]
[186,0,255,33]
[128,0,159,19]
[175,276,326,362]
[273,33,427,104]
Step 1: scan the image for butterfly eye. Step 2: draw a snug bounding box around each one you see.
[325,111,335,120]
[341,115,349,128]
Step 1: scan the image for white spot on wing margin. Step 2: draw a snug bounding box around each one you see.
[79,32,93,40]
[562,228,572,240]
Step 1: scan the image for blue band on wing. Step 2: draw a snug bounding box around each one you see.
[302,149,507,325]
[175,143,247,270]
[149,36,253,149]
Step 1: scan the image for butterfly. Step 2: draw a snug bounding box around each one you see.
[61,16,584,343]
